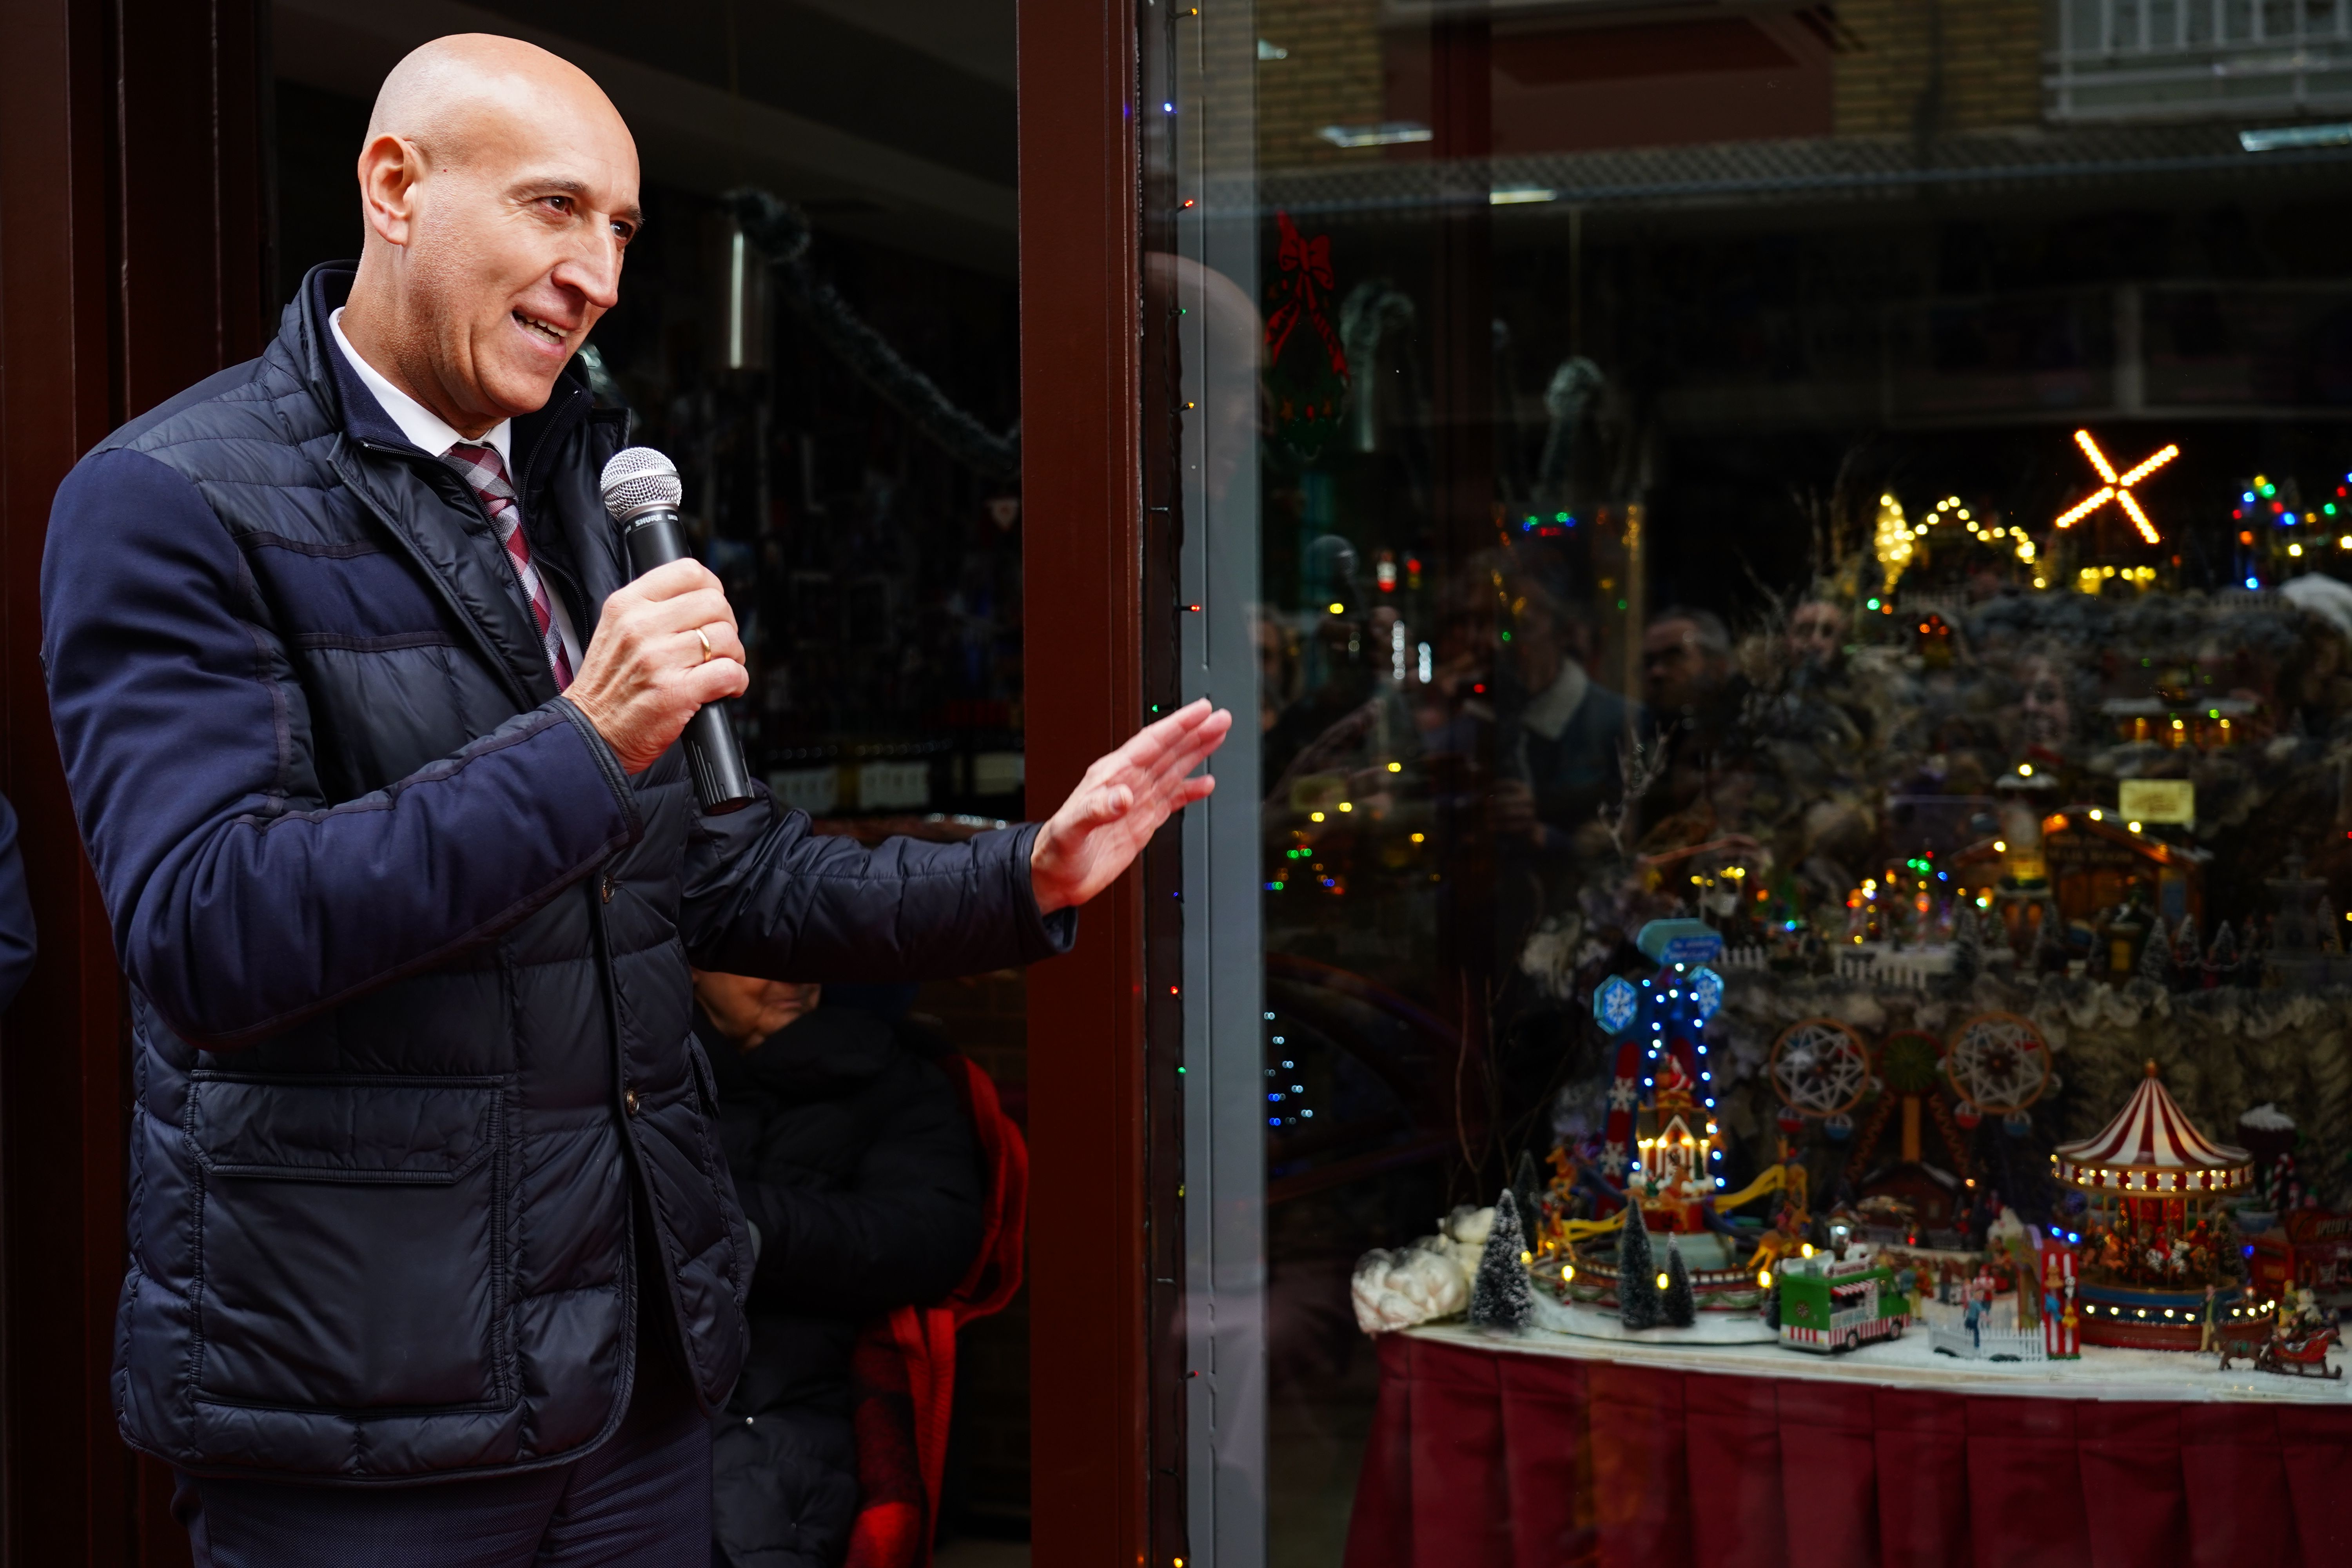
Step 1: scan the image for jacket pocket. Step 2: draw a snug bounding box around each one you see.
[186,1074,514,1413]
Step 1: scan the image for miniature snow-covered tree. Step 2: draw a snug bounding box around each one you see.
[1616,1199,1664,1330]
[2137,916,2173,989]
[2241,916,2268,988]
[2206,920,2239,986]
[2025,907,2053,974]
[1662,1240,1697,1328]
[1468,1189,1534,1334]
[1948,906,1983,987]
[1512,1148,1546,1244]
[2172,913,2201,976]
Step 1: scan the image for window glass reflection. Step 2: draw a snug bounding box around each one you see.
[1161,2,2352,1560]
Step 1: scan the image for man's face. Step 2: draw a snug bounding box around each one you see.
[1788,603,1842,668]
[2019,660,2070,748]
[1644,618,1725,710]
[1435,606,1497,700]
[393,103,640,423]
[1506,598,1565,690]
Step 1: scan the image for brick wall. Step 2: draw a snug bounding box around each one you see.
[1241,1,2051,164]
[1832,0,2044,137]
[1254,0,1389,168]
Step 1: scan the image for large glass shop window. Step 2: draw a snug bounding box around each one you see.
[1149,3,2352,1564]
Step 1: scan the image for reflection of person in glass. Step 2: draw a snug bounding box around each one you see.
[1773,594,1887,755]
[2014,646,2074,755]
[1263,537,1419,808]
[1786,599,1846,675]
[1255,612,1296,733]
[1491,572,1636,857]
[1974,638,2085,807]
[1643,606,1733,716]
[1643,606,1744,828]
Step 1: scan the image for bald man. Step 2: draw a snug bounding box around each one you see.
[41,34,1225,1567]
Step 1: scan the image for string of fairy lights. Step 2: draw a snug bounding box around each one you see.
[1870,428,2352,599]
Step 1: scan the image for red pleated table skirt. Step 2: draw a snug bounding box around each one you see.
[1341,1328,2352,1568]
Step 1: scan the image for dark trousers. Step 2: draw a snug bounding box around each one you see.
[172,1341,711,1568]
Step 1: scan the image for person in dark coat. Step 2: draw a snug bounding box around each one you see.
[691,975,981,1568]
[38,33,1229,1568]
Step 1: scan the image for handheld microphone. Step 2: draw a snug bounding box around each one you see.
[598,446,757,815]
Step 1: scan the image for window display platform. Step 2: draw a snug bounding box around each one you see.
[1341,1326,2352,1568]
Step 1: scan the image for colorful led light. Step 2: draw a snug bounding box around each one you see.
[2074,428,2118,484]
[2118,443,2179,488]
[2056,430,2177,541]
[2055,486,2114,528]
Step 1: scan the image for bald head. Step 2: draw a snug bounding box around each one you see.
[341,34,641,439]
[366,34,628,170]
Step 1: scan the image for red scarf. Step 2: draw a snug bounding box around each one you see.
[843,1055,1027,1568]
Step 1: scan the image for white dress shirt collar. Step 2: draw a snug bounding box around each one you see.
[327,307,585,675]
[329,307,512,471]
[1523,658,1592,742]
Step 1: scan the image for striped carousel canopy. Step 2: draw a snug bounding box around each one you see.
[2051,1061,2254,1196]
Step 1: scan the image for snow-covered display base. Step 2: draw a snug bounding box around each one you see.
[1407,1319,2350,1405]
[1527,1290,1780,1345]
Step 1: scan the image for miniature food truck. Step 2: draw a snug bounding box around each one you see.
[1776,1253,1913,1353]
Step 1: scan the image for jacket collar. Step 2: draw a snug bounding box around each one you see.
[289,263,604,711]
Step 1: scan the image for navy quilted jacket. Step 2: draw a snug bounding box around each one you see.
[40,265,1071,1485]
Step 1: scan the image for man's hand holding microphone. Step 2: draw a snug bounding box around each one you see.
[564,556,747,775]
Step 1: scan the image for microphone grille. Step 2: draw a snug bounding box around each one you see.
[599,446,683,519]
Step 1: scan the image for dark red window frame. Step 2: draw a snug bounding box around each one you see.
[1016,3,1156,1564]
[0,0,269,1561]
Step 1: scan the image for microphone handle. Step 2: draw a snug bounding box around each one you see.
[621,507,756,815]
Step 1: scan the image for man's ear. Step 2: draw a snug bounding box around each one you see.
[357,134,424,248]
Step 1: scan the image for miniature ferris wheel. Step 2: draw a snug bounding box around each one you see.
[1768,1019,1873,1136]
[1943,1011,2053,1134]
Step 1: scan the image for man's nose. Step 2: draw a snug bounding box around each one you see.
[557,235,625,311]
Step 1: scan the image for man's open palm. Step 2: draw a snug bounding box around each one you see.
[1030,699,1233,913]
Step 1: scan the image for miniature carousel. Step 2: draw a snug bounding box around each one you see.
[2056,1061,2256,1350]
[1550,1055,1775,1309]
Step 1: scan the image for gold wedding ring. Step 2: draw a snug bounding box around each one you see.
[695,626,714,664]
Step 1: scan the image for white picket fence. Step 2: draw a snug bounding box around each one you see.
[1716,944,1940,991]
[1930,1321,2046,1363]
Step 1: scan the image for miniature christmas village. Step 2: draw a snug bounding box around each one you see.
[1348,466,2352,1381]
[1354,909,2342,1379]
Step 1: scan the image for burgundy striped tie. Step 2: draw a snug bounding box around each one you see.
[445,443,574,689]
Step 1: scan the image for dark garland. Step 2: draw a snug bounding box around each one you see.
[725,188,1022,481]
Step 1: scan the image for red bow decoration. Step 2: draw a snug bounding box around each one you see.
[1266,210,1348,380]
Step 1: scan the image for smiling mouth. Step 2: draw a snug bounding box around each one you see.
[514,311,570,345]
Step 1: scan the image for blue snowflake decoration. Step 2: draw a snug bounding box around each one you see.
[1593,975,1639,1036]
[1689,966,1724,1022]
